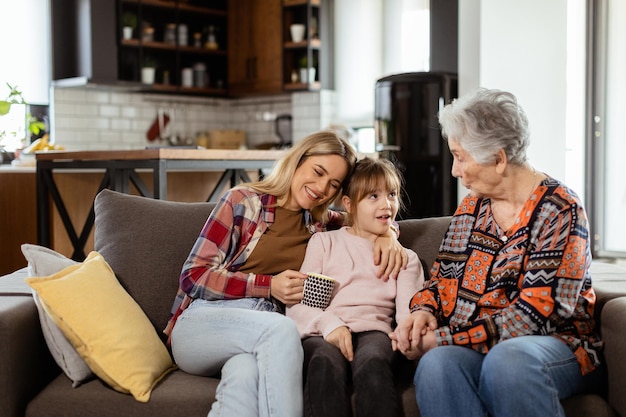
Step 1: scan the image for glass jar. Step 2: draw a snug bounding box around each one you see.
[192,63,208,88]
[164,24,176,45]
[142,26,154,43]
[205,25,218,50]
[193,32,202,48]
[178,24,188,46]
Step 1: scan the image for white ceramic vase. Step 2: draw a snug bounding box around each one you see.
[290,24,305,43]
[122,26,133,40]
[300,67,316,83]
[141,67,156,84]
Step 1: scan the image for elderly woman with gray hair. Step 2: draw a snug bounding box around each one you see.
[390,88,604,417]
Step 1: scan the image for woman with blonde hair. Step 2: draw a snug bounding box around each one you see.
[165,131,408,417]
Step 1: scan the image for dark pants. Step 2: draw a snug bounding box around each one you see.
[302,330,400,417]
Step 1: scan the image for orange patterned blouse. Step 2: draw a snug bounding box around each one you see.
[410,176,602,375]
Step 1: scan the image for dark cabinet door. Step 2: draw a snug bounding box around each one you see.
[228,0,282,96]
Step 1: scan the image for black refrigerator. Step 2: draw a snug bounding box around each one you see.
[374,72,458,219]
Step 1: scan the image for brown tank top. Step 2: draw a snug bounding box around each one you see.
[238,206,310,275]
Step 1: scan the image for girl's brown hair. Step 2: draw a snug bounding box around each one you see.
[342,157,405,225]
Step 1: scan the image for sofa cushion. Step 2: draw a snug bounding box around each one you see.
[25,371,217,417]
[93,190,216,341]
[21,244,94,387]
[25,252,176,402]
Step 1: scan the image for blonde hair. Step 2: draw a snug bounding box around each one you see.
[342,157,404,225]
[245,130,357,223]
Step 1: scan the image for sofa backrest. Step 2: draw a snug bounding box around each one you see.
[93,189,452,341]
[94,189,216,342]
[398,217,450,277]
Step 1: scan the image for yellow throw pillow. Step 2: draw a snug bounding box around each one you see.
[25,251,176,402]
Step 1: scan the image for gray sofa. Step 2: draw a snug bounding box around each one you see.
[1,188,626,417]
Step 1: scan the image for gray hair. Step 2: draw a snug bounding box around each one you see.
[438,88,530,165]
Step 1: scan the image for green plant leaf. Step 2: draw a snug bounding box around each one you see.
[0,100,10,116]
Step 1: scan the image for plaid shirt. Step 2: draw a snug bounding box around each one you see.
[164,186,343,340]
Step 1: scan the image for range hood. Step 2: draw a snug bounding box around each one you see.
[51,0,119,88]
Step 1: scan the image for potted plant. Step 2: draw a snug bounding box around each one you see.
[298,55,316,84]
[121,12,137,40]
[0,83,26,116]
[141,56,157,84]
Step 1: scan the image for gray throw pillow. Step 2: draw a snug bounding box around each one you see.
[21,244,95,387]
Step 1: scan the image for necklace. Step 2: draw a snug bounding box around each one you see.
[499,168,537,242]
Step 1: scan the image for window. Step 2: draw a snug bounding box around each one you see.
[590,0,626,257]
[0,0,51,152]
[0,0,51,105]
[333,0,430,130]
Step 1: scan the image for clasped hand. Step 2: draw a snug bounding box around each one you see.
[389,311,438,360]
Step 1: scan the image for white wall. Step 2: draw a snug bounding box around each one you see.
[334,0,383,127]
[458,0,585,201]
[334,0,430,128]
[0,0,50,104]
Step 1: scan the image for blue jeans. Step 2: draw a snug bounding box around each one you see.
[414,335,599,417]
[170,298,304,417]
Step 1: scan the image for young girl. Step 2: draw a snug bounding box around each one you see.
[287,157,424,417]
[164,132,408,417]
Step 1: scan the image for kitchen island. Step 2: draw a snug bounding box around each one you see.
[34,148,286,263]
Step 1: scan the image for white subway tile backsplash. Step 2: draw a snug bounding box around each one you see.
[99,105,120,118]
[51,87,334,150]
[110,118,131,131]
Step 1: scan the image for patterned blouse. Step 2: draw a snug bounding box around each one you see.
[410,176,602,375]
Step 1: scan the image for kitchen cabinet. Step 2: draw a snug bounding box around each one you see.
[118,0,228,95]
[228,0,283,96]
[282,0,332,91]
[0,169,37,276]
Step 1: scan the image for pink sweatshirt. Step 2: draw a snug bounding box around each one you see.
[286,227,424,338]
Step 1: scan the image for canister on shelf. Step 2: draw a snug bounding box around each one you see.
[181,68,193,87]
[194,32,202,48]
[178,24,188,46]
[164,23,176,45]
[193,63,208,88]
[142,26,154,42]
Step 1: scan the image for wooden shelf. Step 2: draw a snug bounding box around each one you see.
[143,83,228,96]
[121,39,227,55]
[284,81,321,91]
[121,0,227,16]
[282,0,325,91]
[118,0,228,95]
[284,39,321,49]
[284,0,320,6]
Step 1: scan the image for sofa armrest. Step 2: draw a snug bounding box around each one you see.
[601,296,626,417]
[0,295,60,417]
